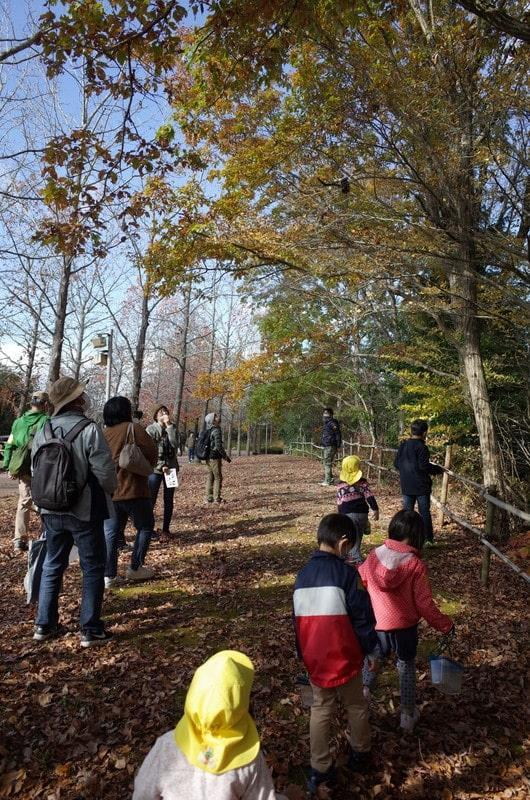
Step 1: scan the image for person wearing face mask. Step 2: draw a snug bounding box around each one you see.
[30,377,117,648]
[320,408,342,486]
[146,405,179,540]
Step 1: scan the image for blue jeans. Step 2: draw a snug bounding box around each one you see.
[402,494,434,541]
[188,447,195,462]
[148,472,175,532]
[104,498,154,577]
[37,514,105,634]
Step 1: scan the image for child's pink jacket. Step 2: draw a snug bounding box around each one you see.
[358,540,452,632]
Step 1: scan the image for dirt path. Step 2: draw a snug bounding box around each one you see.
[0,456,527,799]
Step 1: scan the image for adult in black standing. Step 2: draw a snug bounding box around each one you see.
[320,408,342,486]
[393,419,443,543]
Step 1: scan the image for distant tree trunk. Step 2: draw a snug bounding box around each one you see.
[246,424,252,456]
[131,291,150,414]
[174,283,192,432]
[219,290,234,416]
[72,303,88,381]
[236,407,242,456]
[48,256,73,383]
[227,418,233,457]
[203,284,218,419]
[18,309,40,413]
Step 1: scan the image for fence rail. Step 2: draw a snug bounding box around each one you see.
[286,439,530,586]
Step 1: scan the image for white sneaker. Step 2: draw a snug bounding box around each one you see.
[126,565,155,581]
[400,709,420,732]
[104,577,117,589]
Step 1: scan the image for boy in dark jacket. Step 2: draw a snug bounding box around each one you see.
[293,514,378,793]
[393,420,443,543]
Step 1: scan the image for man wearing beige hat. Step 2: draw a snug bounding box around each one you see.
[2,391,49,552]
[30,377,117,647]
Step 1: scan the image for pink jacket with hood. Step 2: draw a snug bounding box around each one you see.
[358,540,452,633]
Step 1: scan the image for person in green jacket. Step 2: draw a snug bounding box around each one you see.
[2,391,49,552]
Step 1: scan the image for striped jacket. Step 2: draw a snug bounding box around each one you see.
[293,551,378,688]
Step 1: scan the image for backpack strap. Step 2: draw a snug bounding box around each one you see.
[64,418,92,443]
[43,421,54,441]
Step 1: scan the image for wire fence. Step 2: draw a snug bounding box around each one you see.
[286,439,530,586]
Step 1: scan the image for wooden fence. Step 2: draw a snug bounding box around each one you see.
[286,439,530,587]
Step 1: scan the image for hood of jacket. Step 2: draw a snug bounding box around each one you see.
[368,540,419,590]
[205,412,216,429]
[11,409,48,444]
[174,650,260,775]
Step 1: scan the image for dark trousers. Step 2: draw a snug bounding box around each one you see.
[148,472,175,532]
[37,514,105,633]
[188,447,195,462]
[402,493,434,542]
[104,498,154,577]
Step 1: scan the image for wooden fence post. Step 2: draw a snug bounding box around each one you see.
[366,444,375,481]
[436,444,452,527]
[376,447,382,486]
[481,486,497,587]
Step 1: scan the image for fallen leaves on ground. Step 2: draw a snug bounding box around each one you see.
[0,456,528,799]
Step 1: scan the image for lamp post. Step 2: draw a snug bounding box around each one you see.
[91,331,113,401]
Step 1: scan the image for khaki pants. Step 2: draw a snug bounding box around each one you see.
[205,459,223,501]
[322,446,337,485]
[15,475,32,543]
[310,673,370,772]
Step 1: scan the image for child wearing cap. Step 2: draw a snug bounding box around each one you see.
[336,455,379,564]
[132,650,287,800]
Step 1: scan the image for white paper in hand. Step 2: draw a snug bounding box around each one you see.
[164,468,179,488]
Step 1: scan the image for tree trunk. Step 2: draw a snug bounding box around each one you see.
[48,256,73,383]
[131,291,150,414]
[246,424,252,456]
[236,409,242,456]
[174,283,192,432]
[227,419,233,457]
[18,309,40,413]
[73,304,87,381]
[203,285,217,419]
[449,267,504,494]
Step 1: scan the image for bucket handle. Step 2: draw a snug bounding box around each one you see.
[432,627,456,658]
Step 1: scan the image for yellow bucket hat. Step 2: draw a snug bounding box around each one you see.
[339,455,363,485]
[174,650,260,775]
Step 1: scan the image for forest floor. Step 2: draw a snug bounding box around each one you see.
[0,455,528,800]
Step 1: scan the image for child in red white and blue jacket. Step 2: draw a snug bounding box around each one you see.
[293,514,379,793]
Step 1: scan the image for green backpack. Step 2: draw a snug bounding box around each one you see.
[8,422,40,478]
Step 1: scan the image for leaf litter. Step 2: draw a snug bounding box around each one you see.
[0,456,527,799]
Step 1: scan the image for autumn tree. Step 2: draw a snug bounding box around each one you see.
[155,0,529,495]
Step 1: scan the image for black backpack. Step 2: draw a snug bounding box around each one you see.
[31,418,92,511]
[195,427,211,461]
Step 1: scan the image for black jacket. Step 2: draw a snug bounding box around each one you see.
[321,418,342,448]
[394,438,443,495]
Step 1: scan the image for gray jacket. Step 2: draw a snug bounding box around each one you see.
[31,411,117,521]
[145,422,179,473]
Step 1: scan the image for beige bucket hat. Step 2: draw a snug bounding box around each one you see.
[49,377,86,416]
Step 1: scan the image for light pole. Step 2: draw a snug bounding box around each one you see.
[92,331,113,401]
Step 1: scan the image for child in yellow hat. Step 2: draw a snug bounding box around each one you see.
[133,650,287,799]
[336,455,379,564]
